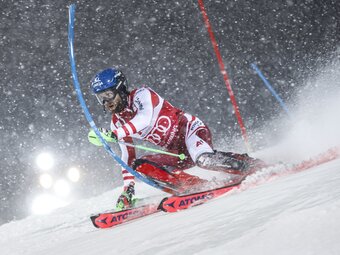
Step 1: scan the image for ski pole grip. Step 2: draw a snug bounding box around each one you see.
[178,154,186,160]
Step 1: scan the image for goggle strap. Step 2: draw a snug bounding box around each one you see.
[95,94,104,105]
[116,80,122,90]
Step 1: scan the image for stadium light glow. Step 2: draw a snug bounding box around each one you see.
[36,152,54,171]
[67,167,80,182]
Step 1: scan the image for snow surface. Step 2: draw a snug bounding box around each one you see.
[1,158,340,255]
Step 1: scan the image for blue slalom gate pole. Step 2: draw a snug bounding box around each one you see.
[251,63,292,118]
[67,4,170,192]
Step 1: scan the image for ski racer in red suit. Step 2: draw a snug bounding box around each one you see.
[88,67,263,211]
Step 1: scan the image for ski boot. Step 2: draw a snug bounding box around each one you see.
[196,150,266,175]
[115,182,138,211]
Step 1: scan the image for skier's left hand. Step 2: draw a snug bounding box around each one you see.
[88,128,117,146]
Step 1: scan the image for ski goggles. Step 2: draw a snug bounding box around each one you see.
[95,89,118,105]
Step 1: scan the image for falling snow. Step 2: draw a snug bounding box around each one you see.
[0,0,339,230]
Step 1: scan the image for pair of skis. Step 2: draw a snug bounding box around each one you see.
[91,178,244,229]
[91,147,340,229]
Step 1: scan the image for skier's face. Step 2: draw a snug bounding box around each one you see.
[95,89,126,113]
[103,93,123,113]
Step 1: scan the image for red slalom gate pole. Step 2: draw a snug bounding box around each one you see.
[198,0,251,151]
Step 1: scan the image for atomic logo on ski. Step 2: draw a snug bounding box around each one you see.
[178,192,214,207]
[91,204,159,228]
[166,201,176,208]
[159,185,240,213]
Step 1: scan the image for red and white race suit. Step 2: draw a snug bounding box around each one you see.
[110,87,214,187]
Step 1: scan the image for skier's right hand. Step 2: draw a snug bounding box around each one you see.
[88,128,117,146]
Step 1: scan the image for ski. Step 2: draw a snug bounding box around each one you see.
[158,179,244,213]
[90,203,160,228]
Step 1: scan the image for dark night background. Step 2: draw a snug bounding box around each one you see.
[0,0,339,225]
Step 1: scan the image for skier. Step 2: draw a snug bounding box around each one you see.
[88,67,264,211]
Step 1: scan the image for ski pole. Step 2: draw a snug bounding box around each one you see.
[117,140,186,160]
[88,129,186,160]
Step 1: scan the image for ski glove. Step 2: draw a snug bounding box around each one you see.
[115,182,137,211]
[88,128,117,146]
